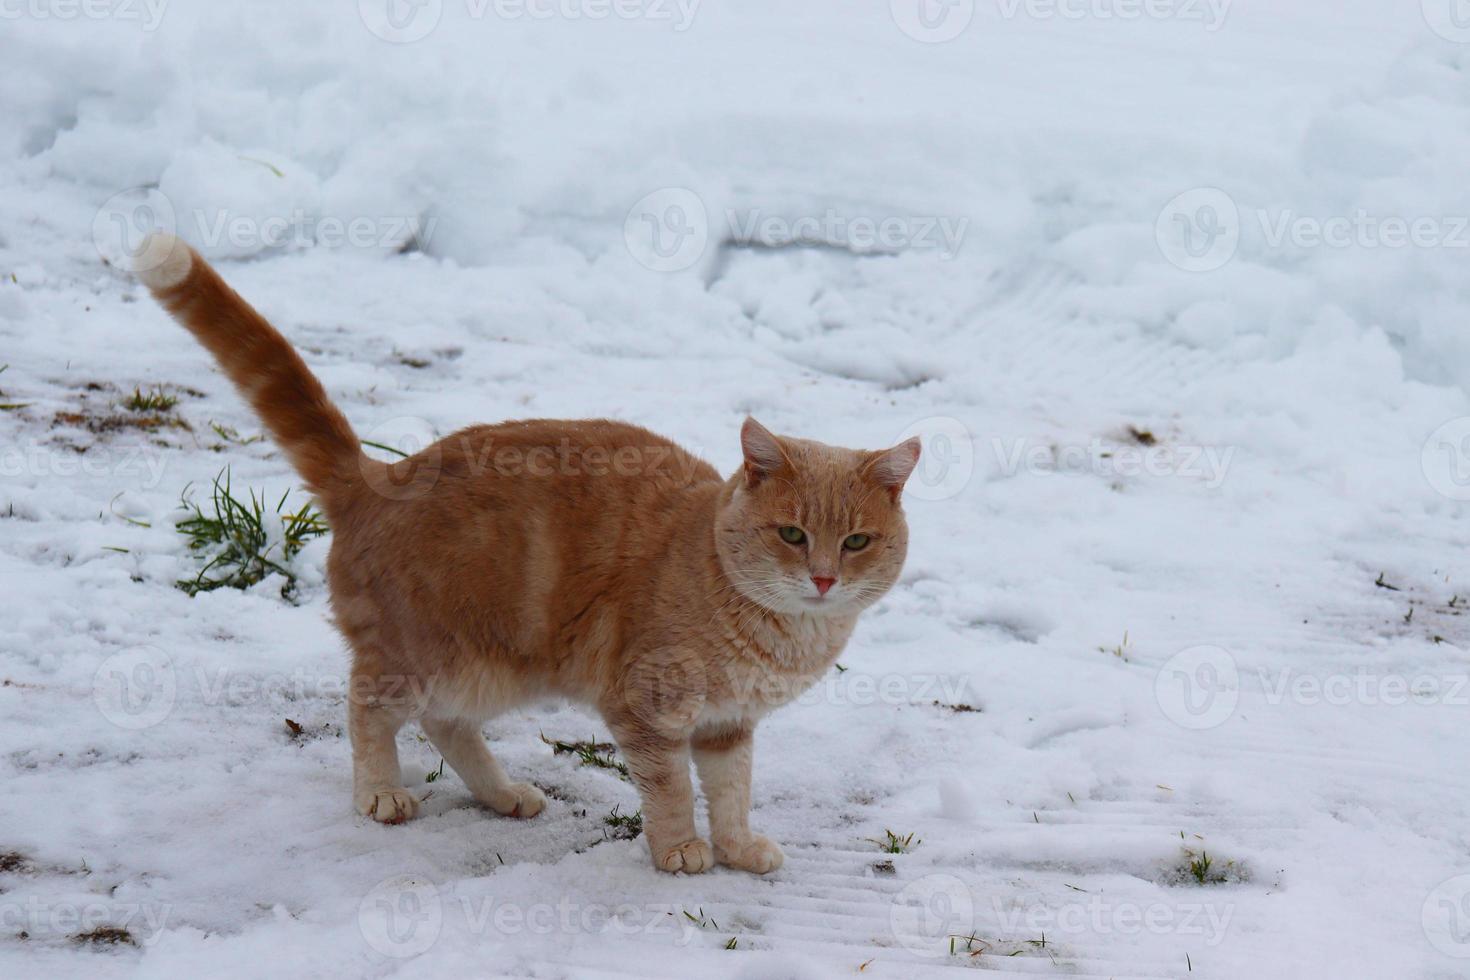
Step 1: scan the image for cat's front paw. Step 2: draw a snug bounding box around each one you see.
[485,782,546,819]
[651,838,714,874]
[356,786,420,824]
[715,834,784,874]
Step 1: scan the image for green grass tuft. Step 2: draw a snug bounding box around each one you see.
[540,733,630,780]
[602,804,642,840]
[866,829,920,854]
[174,467,328,600]
[72,926,136,947]
[1189,850,1220,884]
[124,386,178,413]
[1098,630,1131,661]
[1166,845,1250,887]
[682,907,720,930]
[209,421,265,446]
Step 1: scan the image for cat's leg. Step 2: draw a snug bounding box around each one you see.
[691,722,784,874]
[349,694,419,824]
[420,716,545,818]
[607,720,712,873]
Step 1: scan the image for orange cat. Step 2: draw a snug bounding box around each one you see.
[135,232,921,874]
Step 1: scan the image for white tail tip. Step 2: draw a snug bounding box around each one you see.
[133,233,193,290]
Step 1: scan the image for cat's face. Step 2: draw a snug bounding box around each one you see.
[715,419,921,617]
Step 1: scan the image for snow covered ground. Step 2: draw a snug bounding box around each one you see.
[5,0,1470,976]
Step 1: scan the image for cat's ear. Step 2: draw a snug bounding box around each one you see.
[863,437,923,502]
[741,417,791,488]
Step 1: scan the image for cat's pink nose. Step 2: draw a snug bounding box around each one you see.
[811,576,836,596]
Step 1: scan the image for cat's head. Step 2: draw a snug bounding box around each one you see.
[715,418,921,617]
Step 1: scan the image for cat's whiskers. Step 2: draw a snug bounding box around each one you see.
[713,573,793,607]
[706,576,781,617]
[716,580,794,635]
[726,585,789,620]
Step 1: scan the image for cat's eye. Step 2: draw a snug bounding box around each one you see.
[843,533,871,551]
[778,525,806,545]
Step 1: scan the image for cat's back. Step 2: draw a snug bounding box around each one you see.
[328,417,722,688]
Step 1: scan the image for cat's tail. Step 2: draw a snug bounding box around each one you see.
[133,233,362,499]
